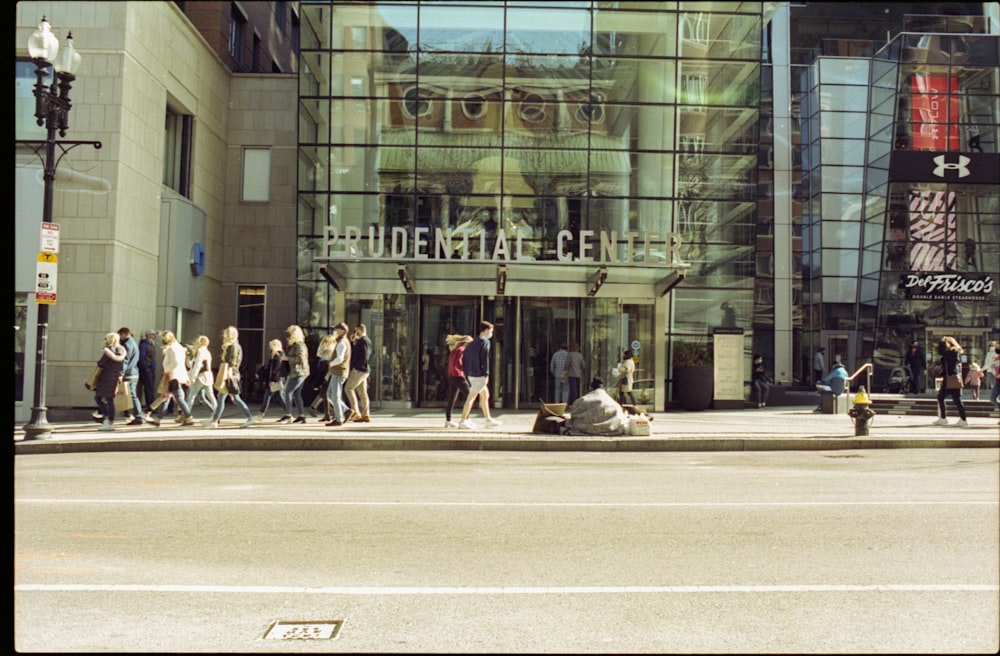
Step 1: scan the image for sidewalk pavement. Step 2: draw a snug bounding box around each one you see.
[14,406,999,454]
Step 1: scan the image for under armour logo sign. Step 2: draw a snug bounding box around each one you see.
[932,155,970,178]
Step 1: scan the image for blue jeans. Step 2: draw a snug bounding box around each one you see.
[123,374,143,416]
[283,375,306,417]
[326,373,348,421]
[568,377,581,404]
[156,382,192,419]
[211,392,251,422]
[554,379,569,404]
[260,386,287,417]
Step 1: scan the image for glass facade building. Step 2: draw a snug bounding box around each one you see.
[297,1,766,409]
[294,1,997,410]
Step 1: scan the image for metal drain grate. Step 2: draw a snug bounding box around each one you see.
[263,620,343,640]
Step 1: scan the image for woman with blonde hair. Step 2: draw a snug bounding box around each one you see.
[259,338,289,419]
[186,335,217,414]
[443,334,472,428]
[145,330,196,427]
[933,335,968,427]
[204,326,255,428]
[279,324,310,424]
[94,331,126,431]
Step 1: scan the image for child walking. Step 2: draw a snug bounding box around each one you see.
[964,362,985,401]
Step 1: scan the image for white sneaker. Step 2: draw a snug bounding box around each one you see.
[932,418,948,426]
[200,419,216,427]
[953,419,968,427]
[98,420,114,432]
[458,419,477,429]
[445,420,459,428]
[485,417,502,427]
[240,418,256,428]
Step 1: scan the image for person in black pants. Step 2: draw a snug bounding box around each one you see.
[933,336,967,427]
[904,340,926,394]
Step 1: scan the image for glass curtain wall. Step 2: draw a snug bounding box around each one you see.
[800,56,872,373]
[867,27,1000,390]
[298,1,762,405]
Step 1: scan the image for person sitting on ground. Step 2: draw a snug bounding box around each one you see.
[814,361,850,412]
[564,378,629,436]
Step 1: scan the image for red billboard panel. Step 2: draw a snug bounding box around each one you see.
[910,75,959,151]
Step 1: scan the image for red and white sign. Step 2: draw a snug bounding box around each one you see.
[40,221,60,254]
[911,74,959,151]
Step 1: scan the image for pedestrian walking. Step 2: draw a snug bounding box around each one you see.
[307,333,335,419]
[964,362,984,401]
[459,321,501,429]
[904,340,926,394]
[550,342,569,403]
[145,331,196,427]
[203,326,254,428]
[324,323,352,427]
[933,336,968,427]
[186,335,218,414]
[344,324,372,423]
[94,332,126,431]
[566,341,585,404]
[813,347,826,385]
[615,349,636,406]
[444,334,472,428]
[116,327,145,425]
[751,353,771,408]
[258,338,288,420]
[138,328,159,407]
[279,324,310,424]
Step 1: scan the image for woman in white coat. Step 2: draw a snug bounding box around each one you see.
[186,335,218,414]
[145,331,195,426]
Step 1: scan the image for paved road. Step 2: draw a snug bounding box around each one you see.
[15,448,999,653]
[14,406,1000,454]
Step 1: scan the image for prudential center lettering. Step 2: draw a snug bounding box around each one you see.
[323,226,688,266]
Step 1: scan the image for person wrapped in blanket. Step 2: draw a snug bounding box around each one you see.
[563,378,630,436]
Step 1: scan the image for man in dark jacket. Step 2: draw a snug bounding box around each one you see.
[904,340,926,394]
[459,321,501,429]
[138,329,159,407]
[344,324,373,423]
[117,327,145,425]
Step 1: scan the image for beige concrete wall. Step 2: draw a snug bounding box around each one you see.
[16,2,239,409]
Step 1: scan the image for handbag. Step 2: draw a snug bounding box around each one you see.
[85,366,102,391]
[214,363,230,393]
[226,376,241,395]
[269,380,285,393]
[113,380,132,412]
[156,373,170,396]
[945,373,963,390]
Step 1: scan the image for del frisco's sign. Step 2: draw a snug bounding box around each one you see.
[323,226,688,265]
[902,272,995,300]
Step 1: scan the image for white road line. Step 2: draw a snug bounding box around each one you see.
[15,583,999,594]
[14,499,1000,507]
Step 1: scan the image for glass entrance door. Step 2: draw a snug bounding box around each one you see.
[418,296,481,406]
[515,297,582,407]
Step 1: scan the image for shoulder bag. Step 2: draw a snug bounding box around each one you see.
[113,380,133,412]
[85,366,102,391]
[214,362,230,393]
[945,373,963,390]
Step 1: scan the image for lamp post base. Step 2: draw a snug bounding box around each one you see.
[23,407,54,440]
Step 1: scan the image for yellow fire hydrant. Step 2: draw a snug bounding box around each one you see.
[847,386,876,436]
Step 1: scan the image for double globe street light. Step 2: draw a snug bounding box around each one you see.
[19,17,101,439]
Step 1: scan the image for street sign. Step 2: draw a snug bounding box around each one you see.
[40,222,60,254]
[35,252,57,304]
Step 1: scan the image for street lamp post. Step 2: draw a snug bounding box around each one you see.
[19,17,101,439]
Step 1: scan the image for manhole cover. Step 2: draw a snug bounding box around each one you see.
[263,620,343,640]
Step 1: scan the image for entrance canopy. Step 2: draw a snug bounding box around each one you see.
[320,259,688,298]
